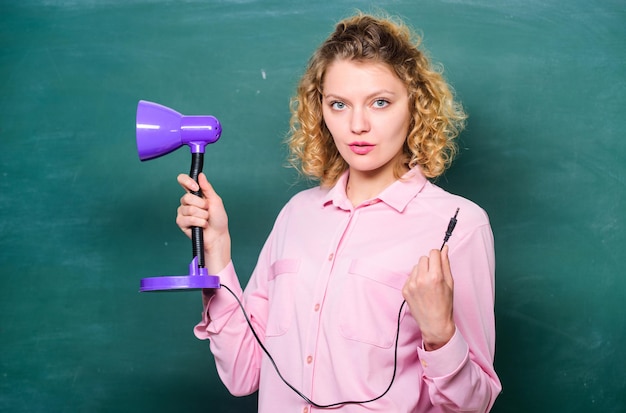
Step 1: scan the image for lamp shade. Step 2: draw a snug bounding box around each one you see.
[136,100,221,160]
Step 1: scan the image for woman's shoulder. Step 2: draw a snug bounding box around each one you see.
[420,181,491,227]
[286,184,327,204]
[276,184,329,215]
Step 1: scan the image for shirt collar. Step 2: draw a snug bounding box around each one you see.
[322,168,428,213]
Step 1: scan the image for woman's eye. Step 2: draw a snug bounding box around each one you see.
[331,101,346,110]
[373,99,390,108]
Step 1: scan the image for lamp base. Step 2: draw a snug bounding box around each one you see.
[140,274,220,291]
[139,257,220,292]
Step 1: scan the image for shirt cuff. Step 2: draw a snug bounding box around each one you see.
[417,328,469,378]
[193,261,243,339]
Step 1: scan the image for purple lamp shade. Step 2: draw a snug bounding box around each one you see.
[136,100,222,160]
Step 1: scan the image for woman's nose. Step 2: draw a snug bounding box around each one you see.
[350,108,370,134]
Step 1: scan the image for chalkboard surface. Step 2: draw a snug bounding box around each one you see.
[1,1,624,412]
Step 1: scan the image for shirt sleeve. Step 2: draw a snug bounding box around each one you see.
[191,211,283,397]
[192,261,243,339]
[417,221,502,412]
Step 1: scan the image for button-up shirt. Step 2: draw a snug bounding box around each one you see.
[194,168,501,412]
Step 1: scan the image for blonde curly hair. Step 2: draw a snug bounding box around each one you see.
[287,13,467,187]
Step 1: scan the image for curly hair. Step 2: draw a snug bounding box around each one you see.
[286,13,467,187]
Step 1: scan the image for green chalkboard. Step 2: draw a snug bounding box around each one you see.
[1,1,624,412]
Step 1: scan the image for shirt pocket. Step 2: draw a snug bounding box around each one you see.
[265,258,300,337]
[338,260,408,348]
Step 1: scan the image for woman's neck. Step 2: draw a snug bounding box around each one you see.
[345,166,408,207]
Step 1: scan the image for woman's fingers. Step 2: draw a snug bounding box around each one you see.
[440,245,454,290]
[402,247,456,350]
[177,173,200,193]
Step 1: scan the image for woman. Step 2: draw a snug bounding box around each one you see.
[176,13,501,412]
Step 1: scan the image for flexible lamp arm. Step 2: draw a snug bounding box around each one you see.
[189,152,205,268]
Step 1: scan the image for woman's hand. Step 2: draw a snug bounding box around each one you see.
[176,172,231,273]
[402,246,456,351]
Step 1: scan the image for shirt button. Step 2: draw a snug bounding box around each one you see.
[314,303,320,312]
[306,355,313,364]
[303,407,309,413]
[328,253,334,261]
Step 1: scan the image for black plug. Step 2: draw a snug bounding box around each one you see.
[440,208,459,250]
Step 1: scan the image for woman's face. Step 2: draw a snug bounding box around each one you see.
[322,59,411,180]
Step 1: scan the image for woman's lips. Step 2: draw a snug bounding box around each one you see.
[349,142,375,155]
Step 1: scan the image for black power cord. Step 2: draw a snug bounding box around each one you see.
[217,207,460,408]
[220,284,405,408]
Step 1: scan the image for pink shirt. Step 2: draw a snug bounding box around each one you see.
[194,168,501,412]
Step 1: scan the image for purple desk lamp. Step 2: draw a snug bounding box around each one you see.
[136,100,222,292]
